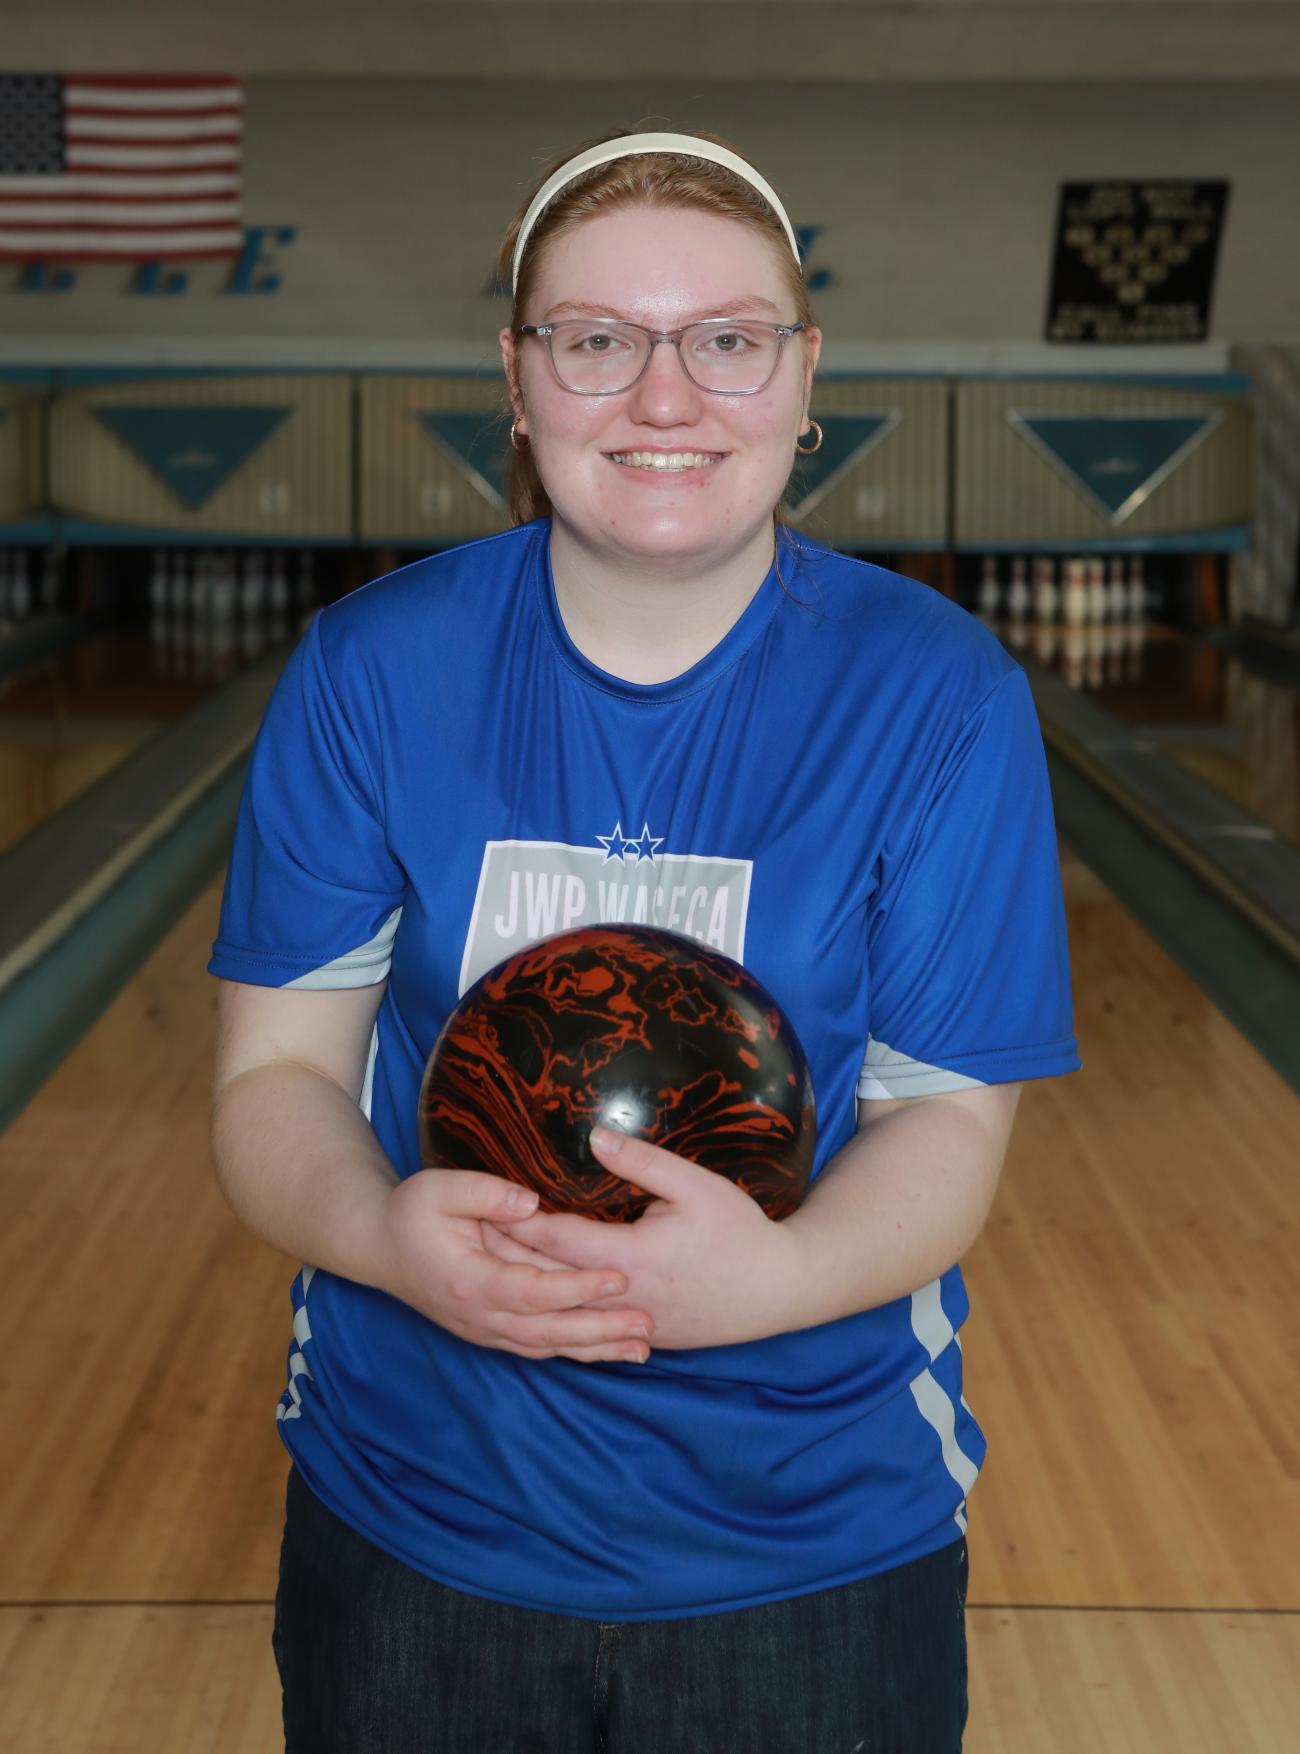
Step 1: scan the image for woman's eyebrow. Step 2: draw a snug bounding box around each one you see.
[540,296,783,323]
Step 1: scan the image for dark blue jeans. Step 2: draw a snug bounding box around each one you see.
[273,1464,969,1753]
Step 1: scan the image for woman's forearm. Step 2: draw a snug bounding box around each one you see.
[778,1093,1014,1331]
[210,1062,400,1288]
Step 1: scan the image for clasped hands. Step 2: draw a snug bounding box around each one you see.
[478,1125,807,1353]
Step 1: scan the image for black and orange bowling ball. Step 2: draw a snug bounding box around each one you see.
[417,924,816,1222]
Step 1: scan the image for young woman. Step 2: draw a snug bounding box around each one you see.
[210,127,1079,1753]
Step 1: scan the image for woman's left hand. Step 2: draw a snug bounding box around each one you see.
[478,1125,807,1352]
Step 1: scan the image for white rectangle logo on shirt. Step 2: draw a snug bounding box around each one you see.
[459,831,752,995]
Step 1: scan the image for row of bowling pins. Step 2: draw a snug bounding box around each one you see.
[150,605,292,680]
[978,554,1146,625]
[0,548,63,626]
[147,547,314,623]
[148,548,318,680]
[1003,615,1147,692]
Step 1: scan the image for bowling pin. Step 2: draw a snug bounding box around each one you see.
[9,550,31,621]
[171,608,189,676]
[189,552,212,620]
[295,550,317,623]
[211,553,238,626]
[0,552,11,624]
[170,550,189,616]
[1061,624,1086,690]
[1107,556,1127,619]
[1085,623,1106,689]
[1007,557,1030,621]
[1125,619,1147,679]
[977,556,1001,619]
[269,552,291,617]
[1086,557,1108,622]
[149,601,170,671]
[39,547,61,613]
[269,549,291,646]
[241,551,267,621]
[1062,558,1088,627]
[1032,556,1059,623]
[149,549,169,616]
[1031,620,1059,666]
[1127,556,1145,620]
[977,556,1001,620]
[189,560,213,677]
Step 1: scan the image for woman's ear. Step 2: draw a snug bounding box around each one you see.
[802,326,823,403]
[499,327,525,427]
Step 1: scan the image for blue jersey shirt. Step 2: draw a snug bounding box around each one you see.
[208,519,1080,1621]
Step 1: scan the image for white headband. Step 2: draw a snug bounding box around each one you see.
[510,131,802,293]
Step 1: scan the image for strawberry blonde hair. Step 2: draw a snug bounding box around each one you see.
[497,126,817,527]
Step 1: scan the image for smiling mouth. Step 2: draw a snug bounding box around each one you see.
[607,450,725,472]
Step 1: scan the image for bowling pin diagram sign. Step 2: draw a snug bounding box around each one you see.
[1046,181,1230,344]
[419,925,817,1223]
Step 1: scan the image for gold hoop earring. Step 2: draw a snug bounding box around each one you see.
[510,420,528,452]
[795,420,823,456]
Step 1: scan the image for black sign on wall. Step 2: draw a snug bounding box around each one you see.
[1046,181,1229,343]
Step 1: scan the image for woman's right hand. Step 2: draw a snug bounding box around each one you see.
[379,1168,654,1364]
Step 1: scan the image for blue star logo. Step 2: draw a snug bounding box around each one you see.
[629,821,664,863]
[595,820,634,862]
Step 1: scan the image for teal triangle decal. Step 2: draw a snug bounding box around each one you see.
[92,405,291,511]
[787,413,899,516]
[417,412,509,509]
[1008,412,1219,522]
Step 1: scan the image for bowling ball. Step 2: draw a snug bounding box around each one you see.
[418,924,816,1222]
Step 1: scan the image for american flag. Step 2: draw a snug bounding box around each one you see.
[0,74,244,260]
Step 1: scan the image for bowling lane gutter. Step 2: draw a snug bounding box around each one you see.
[1014,646,1300,969]
[1207,616,1300,691]
[0,638,288,1132]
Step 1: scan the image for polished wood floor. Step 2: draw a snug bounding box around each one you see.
[0,617,282,856]
[1002,617,1300,849]
[1,842,1297,1751]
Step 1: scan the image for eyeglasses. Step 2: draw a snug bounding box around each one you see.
[518,317,806,396]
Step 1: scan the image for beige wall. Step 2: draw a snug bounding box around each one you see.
[3,2,1297,82]
[1,77,1294,368]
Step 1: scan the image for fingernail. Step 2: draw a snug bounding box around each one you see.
[507,1186,537,1211]
[591,1125,624,1155]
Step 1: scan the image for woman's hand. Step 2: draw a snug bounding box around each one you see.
[380,1166,656,1364]
[480,1127,807,1352]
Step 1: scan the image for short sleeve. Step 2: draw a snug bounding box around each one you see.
[860,667,1080,1098]
[207,611,407,990]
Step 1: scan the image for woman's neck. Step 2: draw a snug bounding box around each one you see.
[547,519,778,686]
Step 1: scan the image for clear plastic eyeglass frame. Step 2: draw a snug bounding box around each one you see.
[517,317,807,396]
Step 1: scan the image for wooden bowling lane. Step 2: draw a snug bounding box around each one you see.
[1011,619,1300,850]
[959,842,1300,1746]
[1,850,1298,1750]
[0,623,234,858]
